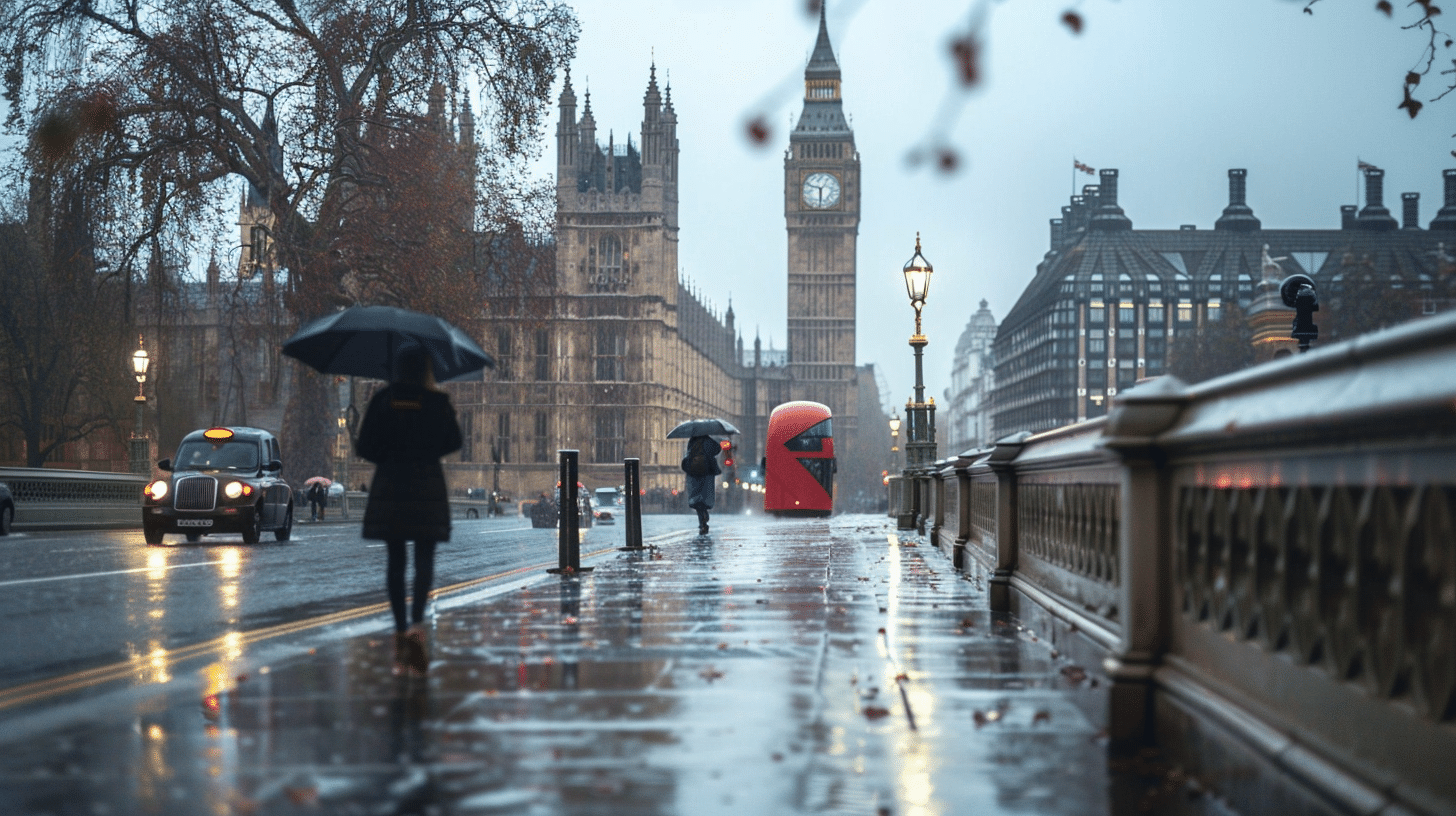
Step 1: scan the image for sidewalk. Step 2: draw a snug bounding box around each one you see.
[1,514,1234,815]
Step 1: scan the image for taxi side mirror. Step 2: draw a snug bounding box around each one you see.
[157,459,172,472]
[265,459,283,473]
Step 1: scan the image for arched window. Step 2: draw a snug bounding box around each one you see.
[590,234,626,290]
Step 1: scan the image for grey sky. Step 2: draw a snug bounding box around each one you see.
[548,0,1453,415]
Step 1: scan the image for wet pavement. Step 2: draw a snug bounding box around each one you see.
[0,514,1236,815]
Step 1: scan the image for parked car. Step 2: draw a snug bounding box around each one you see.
[142,427,294,545]
[0,481,13,536]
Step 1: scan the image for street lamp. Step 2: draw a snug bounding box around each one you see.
[902,235,937,470]
[130,335,150,476]
[888,412,901,462]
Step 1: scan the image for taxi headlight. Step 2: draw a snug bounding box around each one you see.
[223,481,244,499]
[146,480,168,501]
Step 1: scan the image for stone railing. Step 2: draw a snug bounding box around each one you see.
[918,309,1456,816]
[0,467,146,531]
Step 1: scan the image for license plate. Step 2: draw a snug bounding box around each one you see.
[177,519,213,528]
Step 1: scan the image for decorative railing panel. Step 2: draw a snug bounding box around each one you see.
[938,465,961,548]
[1017,476,1122,623]
[969,475,996,559]
[1177,474,1456,724]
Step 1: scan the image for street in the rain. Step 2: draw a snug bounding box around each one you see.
[0,514,1230,815]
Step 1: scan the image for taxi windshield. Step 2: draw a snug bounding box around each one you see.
[175,440,259,472]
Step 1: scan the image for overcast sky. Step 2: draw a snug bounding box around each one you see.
[544,0,1453,415]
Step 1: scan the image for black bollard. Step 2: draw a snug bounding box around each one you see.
[621,457,644,550]
[550,450,592,574]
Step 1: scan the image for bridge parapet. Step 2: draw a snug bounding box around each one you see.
[920,310,1456,816]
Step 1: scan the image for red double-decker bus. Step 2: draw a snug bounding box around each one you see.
[763,401,834,517]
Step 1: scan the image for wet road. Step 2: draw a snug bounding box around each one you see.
[0,514,649,696]
[0,514,1236,815]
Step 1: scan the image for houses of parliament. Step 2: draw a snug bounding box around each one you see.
[40,9,888,510]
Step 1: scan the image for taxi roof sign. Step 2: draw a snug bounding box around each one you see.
[203,428,234,440]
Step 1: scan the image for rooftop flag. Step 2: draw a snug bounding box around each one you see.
[1074,159,1096,175]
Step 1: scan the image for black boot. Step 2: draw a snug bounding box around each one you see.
[696,507,709,535]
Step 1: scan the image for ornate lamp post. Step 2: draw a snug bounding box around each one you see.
[888,413,901,470]
[130,336,151,476]
[902,234,937,470]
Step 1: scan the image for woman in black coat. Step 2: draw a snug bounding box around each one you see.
[355,345,462,676]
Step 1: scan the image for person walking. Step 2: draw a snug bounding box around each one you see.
[355,345,463,677]
[681,434,722,535]
[306,481,324,522]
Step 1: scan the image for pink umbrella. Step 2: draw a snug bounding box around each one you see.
[303,476,332,487]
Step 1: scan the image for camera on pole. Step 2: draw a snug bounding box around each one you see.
[1280,274,1319,353]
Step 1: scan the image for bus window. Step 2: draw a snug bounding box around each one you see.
[784,419,832,452]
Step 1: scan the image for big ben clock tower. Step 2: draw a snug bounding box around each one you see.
[785,3,860,426]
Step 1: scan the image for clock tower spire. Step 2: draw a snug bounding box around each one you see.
[784,1,860,438]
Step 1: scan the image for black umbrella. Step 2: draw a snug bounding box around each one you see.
[282,306,493,382]
[666,418,740,439]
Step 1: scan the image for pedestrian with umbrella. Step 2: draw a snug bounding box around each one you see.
[668,418,739,536]
[304,477,331,522]
[283,306,486,677]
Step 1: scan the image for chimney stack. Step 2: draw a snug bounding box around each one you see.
[1088,169,1132,231]
[1215,168,1260,232]
[1340,204,1357,230]
[1356,167,1398,231]
[1430,169,1456,230]
[1402,192,1421,230]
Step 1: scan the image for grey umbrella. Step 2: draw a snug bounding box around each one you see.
[666,418,740,439]
[282,305,493,382]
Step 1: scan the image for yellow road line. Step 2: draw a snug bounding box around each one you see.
[0,544,620,712]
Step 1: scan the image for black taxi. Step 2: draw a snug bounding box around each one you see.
[143,427,294,544]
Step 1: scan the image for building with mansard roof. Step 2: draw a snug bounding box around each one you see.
[990,166,1456,438]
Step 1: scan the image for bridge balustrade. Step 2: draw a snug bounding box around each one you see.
[922,310,1456,816]
[0,468,146,531]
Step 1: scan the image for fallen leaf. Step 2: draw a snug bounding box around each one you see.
[1033,709,1052,725]
[699,665,725,682]
[284,786,318,806]
[1062,10,1084,34]
[1376,0,1393,14]
[863,706,891,720]
[1061,665,1088,683]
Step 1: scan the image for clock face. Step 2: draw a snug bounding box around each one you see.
[802,172,841,209]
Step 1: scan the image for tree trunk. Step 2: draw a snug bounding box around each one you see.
[282,365,337,484]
